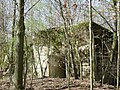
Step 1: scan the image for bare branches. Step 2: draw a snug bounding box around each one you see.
[92,7,114,32]
[25,0,41,16]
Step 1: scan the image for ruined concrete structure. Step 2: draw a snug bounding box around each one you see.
[34,21,119,85]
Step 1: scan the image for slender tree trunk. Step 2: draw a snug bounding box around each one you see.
[15,0,25,89]
[89,0,93,90]
[38,47,43,77]
[117,1,120,90]
[110,32,117,62]
[31,46,38,76]
[79,56,82,80]
[101,38,104,86]
[70,45,78,79]
[110,0,118,62]
[92,33,95,81]
[76,41,82,80]
[1,1,5,31]
[23,36,29,88]
[9,0,16,79]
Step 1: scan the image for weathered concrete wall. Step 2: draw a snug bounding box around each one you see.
[49,54,66,78]
[33,45,66,78]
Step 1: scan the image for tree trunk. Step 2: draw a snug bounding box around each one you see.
[23,36,29,88]
[1,1,5,31]
[38,47,43,77]
[89,0,93,90]
[110,0,118,62]
[117,1,120,90]
[76,41,82,80]
[110,32,117,62]
[15,0,25,89]
[9,0,16,79]
[70,45,78,79]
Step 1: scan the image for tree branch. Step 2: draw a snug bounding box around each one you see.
[92,7,114,32]
[25,0,41,16]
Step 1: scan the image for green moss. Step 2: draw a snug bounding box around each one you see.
[71,22,89,31]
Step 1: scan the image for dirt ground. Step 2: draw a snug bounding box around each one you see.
[0,78,118,90]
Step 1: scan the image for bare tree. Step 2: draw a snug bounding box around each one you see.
[89,0,93,90]
[117,1,120,90]
[9,0,16,81]
[110,0,117,62]
[15,0,25,89]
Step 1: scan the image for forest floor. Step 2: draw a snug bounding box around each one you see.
[0,77,118,90]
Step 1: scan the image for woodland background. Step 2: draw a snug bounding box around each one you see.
[0,0,120,90]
